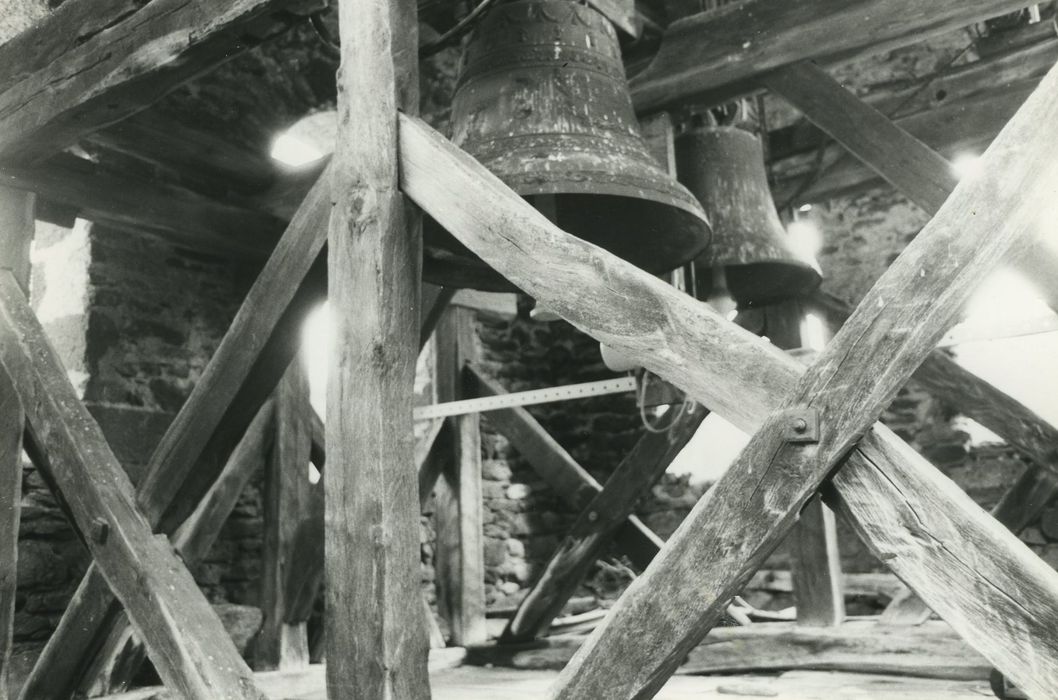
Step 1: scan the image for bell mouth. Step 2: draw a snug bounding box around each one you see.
[694,260,822,309]
[424,193,711,292]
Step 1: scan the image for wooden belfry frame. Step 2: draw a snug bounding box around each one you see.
[1,0,1058,698]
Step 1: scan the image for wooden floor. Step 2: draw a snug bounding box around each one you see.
[102,664,993,699]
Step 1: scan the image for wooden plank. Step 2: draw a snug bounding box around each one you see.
[0,366,22,700]
[0,0,289,163]
[258,361,313,670]
[764,301,844,629]
[2,154,284,261]
[0,274,264,699]
[325,0,427,693]
[465,366,665,571]
[434,308,487,646]
[395,62,1058,697]
[466,620,992,681]
[0,188,34,292]
[629,0,1032,114]
[20,167,330,700]
[79,402,276,697]
[503,405,706,642]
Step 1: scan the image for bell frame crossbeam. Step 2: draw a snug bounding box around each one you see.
[1,0,1058,699]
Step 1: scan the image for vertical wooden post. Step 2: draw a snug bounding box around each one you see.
[433,308,486,646]
[259,360,313,670]
[764,300,845,627]
[0,187,31,700]
[327,0,427,693]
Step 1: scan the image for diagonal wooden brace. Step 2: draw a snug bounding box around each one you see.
[0,273,264,699]
[396,55,1058,697]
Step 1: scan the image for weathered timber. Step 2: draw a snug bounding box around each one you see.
[629,0,1033,113]
[86,112,279,194]
[325,0,427,692]
[0,188,33,292]
[761,61,958,216]
[1,154,283,260]
[0,367,22,700]
[466,621,991,680]
[552,53,1056,697]
[395,62,1058,697]
[0,0,290,163]
[20,167,331,700]
[434,308,487,646]
[0,273,264,699]
[765,303,844,629]
[789,495,845,627]
[259,362,314,669]
[465,366,665,570]
[767,35,1057,166]
[79,402,276,697]
[0,187,31,700]
[503,404,706,642]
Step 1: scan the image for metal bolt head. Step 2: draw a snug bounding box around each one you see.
[587,511,599,522]
[92,518,110,545]
[792,418,809,434]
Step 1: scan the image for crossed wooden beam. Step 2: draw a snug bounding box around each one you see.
[2,0,1058,698]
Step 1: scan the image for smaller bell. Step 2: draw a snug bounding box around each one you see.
[676,126,821,307]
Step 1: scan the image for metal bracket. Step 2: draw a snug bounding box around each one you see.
[781,407,820,444]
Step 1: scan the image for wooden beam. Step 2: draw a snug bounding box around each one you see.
[326,0,427,692]
[764,302,844,629]
[20,167,331,700]
[502,405,706,642]
[465,366,665,571]
[78,401,276,697]
[434,308,487,646]
[555,52,1055,693]
[85,112,280,194]
[467,620,993,681]
[259,361,313,670]
[0,274,264,699]
[0,0,291,164]
[761,61,958,216]
[0,189,29,700]
[395,58,1058,697]
[629,0,1033,114]
[0,363,22,700]
[1,154,284,261]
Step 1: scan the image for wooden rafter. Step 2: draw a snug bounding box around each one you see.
[630,0,1035,113]
[0,0,295,164]
[0,274,265,699]
[77,402,276,697]
[2,154,284,260]
[395,53,1058,694]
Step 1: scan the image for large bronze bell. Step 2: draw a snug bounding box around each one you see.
[423,0,712,292]
[675,125,821,308]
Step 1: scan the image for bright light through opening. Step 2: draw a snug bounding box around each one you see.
[951,152,983,181]
[800,313,827,351]
[270,131,325,168]
[302,302,333,420]
[787,219,823,261]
